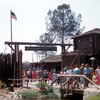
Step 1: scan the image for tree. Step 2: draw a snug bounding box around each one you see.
[45,4,84,44]
[38,33,56,59]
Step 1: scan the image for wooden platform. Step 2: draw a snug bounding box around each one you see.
[60,88,84,94]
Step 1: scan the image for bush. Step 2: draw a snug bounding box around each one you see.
[21,91,38,99]
[43,92,59,100]
[47,85,53,92]
[36,82,48,90]
[85,94,100,100]
[21,90,59,100]
[21,82,59,100]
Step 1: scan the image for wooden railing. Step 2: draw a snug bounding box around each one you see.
[8,78,43,88]
[51,74,100,90]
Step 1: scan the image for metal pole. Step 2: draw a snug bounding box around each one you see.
[10,10,13,43]
[10,10,13,64]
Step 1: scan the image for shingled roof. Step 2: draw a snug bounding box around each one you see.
[73,28,100,38]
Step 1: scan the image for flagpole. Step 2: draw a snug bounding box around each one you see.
[10,10,13,63]
[10,10,13,42]
[10,10,15,85]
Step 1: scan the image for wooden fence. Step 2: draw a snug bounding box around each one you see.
[0,53,13,83]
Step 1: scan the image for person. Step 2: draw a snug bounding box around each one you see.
[73,65,80,75]
[48,70,51,84]
[43,70,48,83]
[92,70,100,85]
[70,67,73,75]
[95,66,100,85]
[83,64,91,87]
[60,69,64,74]
[26,69,31,78]
[80,63,85,84]
[73,65,80,88]
[52,70,57,85]
[32,70,37,81]
[64,66,68,72]
[92,71,97,84]
[96,66,100,76]
[57,71,60,86]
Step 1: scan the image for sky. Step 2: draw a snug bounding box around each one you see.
[0,0,100,62]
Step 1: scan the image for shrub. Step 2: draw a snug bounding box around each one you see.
[36,82,48,90]
[21,91,38,99]
[43,92,59,100]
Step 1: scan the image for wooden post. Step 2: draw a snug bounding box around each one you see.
[27,79,28,88]
[83,77,85,89]
[60,76,62,86]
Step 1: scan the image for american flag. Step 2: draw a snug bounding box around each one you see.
[11,11,17,20]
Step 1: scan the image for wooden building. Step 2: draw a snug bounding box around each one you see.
[42,28,100,70]
[32,28,100,71]
[31,55,62,72]
[42,55,62,72]
[73,28,100,55]
[72,28,100,68]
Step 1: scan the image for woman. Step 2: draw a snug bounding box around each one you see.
[32,70,37,81]
[48,71,51,84]
[52,71,57,85]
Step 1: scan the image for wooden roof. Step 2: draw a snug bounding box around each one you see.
[73,28,100,38]
[41,55,62,63]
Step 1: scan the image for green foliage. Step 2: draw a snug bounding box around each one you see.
[43,91,59,100]
[21,91,38,99]
[21,83,59,100]
[85,94,100,100]
[47,85,53,92]
[21,90,59,100]
[46,3,84,43]
[36,82,48,90]
[38,33,56,58]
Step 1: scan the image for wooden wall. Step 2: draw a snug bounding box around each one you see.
[74,34,100,55]
[0,51,22,85]
[0,53,13,83]
[93,34,100,54]
[74,35,93,54]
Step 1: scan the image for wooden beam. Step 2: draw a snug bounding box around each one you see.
[5,41,72,46]
[8,44,15,52]
[70,50,80,67]
[73,79,83,89]
[51,76,60,86]
[61,77,72,88]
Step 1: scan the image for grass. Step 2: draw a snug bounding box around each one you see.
[85,94,100,100]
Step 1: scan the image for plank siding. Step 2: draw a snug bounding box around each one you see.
[73,28,100,68]
[74,35,93,54]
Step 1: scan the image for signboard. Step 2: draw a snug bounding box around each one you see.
[25,46,57,51]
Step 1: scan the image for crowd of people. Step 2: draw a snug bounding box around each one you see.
[61,64,100,87]
[23,64,100,88]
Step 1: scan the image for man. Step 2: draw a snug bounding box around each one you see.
[73,65,80,75]
[73,65,80,88]
[80,63,85,84]
[64,66,68,72]
[83,64,91,87]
